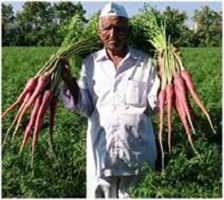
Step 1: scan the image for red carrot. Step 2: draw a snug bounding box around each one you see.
[185,94,199,124]
[23,75,49,109]
[31,90,53,164]
[12,75,49,138]
[174,86,200,158]
[181,69,216,134]
[2,77,38,119]
[49,95,58,152]
[174,76,196,135]
[3,92,31,146]
[165,83,174,154]
[19,95,42,154]
[158,88,166,171]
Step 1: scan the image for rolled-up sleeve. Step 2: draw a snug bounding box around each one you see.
[60,84,80,111]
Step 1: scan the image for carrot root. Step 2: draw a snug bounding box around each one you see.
[181,69,216,134]
[12,75,50,141]
[31,90,53,164]
[174,76,196,135]
[158,89,166,171]
[3,93,31,146]
[19,96,42,154]
[2,77,38,119]
[166,84,174,154]
[175,94,200,159]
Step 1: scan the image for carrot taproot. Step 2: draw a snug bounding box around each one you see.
[23,75,49,109]
[174,87,200,158]
[185,94,199,123]
[31,90,53,164]
[174,76,196,135]
[19,95,42,154]
[12,75,49,139]
[49,95,58,152]
[158,88,166,171]
[181,69,216,134]
[3,92,31,146]
[165,83,174,154]
[2,77,38,119]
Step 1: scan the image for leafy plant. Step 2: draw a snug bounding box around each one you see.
[2,5,222,197]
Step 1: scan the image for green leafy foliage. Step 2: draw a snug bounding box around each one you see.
[132,139,221,198]
[1,6,222,197]
[2,47,87,198]
[59,13,102,77]
[2,46,221,198]
[132,47,222,198]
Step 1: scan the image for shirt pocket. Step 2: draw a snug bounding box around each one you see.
[125,79,148,107]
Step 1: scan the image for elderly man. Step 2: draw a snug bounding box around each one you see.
[60,2,160,198]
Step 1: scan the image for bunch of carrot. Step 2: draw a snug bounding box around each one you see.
[146,11,216,171]
[2,38,99,164]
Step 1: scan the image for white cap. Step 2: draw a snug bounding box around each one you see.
[100,2,128,19]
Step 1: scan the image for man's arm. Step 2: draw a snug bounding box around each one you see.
[61,65,79,105]
[60,60,95,117]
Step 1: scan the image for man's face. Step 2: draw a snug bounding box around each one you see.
[98,16,129,53]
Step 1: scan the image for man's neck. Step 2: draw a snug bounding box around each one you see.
[106,47,128,68]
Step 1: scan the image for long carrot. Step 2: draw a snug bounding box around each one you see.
[165,83,174,154]
[3,92,31,146]
[2,77,38,119]
[23,75,50,109]
[185,95,197,119]
[174,76,196,135]
[19,95,42,154]
[174,86,200,158]
[49,95,58,152]
[12,75,49,139]
[158,88,166,171]
[31,90,53,165]
[181,69,216,134]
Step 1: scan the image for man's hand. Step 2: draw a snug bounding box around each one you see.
[61,62,73,82]
[60,60,80,105]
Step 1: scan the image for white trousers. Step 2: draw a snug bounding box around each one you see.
[87,175,141,198]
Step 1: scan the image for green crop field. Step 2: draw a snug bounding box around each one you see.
[2,47,222,198]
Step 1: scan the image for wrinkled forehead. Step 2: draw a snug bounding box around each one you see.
[99,16,129,28]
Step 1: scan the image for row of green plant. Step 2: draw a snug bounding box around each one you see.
[2,4,222,197]
[2,46,222,198]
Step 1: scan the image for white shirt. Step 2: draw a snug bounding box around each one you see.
[60,46,160,194]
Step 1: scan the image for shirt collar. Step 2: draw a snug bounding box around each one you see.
[95,45,138,62]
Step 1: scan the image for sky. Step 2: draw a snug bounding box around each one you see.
[2,1,223,26]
